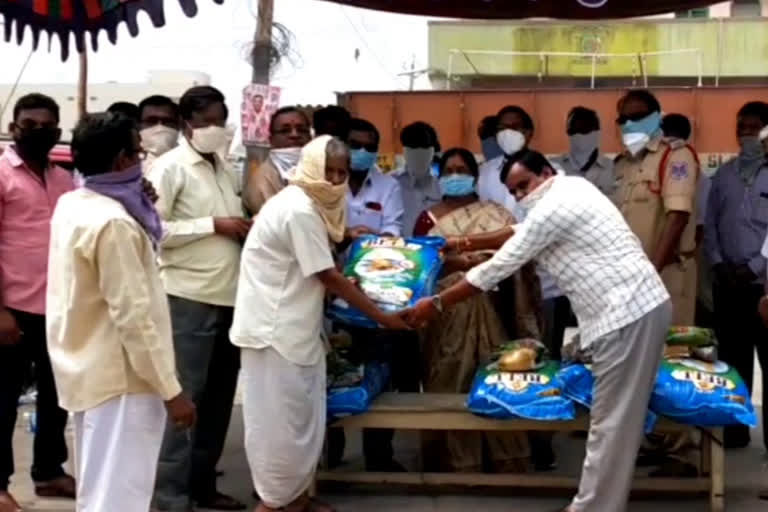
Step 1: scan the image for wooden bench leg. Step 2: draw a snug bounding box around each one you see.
[709,428,725,512]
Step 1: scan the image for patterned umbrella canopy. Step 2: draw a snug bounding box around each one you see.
[1,0,224,60]
[319,0,717,19]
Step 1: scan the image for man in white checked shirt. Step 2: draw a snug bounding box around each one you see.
[406,150,672,512]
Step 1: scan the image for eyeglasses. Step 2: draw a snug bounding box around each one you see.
[616,112,651,125]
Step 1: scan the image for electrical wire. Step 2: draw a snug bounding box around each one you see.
[0,48,34,126]
[338,6,400,86]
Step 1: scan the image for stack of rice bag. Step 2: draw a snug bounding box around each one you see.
[326,235,445,328]
[466,339,575,421]
[326,330,389,419]
[557,326,756,429]
[650,327,756,427]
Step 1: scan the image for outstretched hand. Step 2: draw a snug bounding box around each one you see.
[402,298,439,329]
[378,310,412,330]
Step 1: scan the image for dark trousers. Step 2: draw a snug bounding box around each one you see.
[713,282,768,450]
[328,328,421,469]
[154,296,240,511]
[0,309,68,491]
[541,295,577,361]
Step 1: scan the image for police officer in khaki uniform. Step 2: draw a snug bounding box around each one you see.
[614,90,699,326]
[614,91,701,478]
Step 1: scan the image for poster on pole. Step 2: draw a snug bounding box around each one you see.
[241,83,282,146]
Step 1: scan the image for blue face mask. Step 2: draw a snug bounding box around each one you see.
[621,111,662,137]
[350,148,378,172]
[439,174,476,197]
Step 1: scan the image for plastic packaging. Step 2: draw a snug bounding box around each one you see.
[650,358,756,427]
[557,363,658,433]
[327,362,390,419]
[327,236,445,328]
[466,359,575,421]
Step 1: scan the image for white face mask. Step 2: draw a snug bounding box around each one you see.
[404,147,435,181]
[270,146,302,180]
[496,129,526,155]
[622,132,650,157]
[189,125,229,155]
[568,131,599,169]
[140,125,179,157]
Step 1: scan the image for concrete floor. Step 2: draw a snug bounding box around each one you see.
[8,403,768,512]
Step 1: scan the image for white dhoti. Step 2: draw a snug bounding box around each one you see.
[73,393,167,512]
[242,346,326,508]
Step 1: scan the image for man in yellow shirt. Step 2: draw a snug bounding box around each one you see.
[46,112,195,511]
[148,86,249,511]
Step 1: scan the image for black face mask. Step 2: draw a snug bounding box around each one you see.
[14,127,59,160]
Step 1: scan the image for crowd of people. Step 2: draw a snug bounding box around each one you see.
[0,84,767,512]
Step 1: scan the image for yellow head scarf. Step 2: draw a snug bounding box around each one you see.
[289,135,348,242]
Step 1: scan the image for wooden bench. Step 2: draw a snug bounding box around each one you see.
[318,392,725,512]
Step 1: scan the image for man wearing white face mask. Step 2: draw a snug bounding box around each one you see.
[477,105,533,218]
[614,89,699,328]
[148,86,248,512]
[243,106,312,215]
[392,121,442,237]
[551,106,615,197]
[138,95,180,174]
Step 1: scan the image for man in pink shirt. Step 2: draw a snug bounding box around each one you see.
[0,94,76,512]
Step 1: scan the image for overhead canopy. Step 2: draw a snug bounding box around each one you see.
[321,0,717,19]
[1,0,224,60]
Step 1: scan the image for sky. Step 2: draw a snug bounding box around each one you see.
[1,0,434,111]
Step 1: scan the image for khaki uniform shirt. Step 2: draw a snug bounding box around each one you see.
[614,137,700,325]
[243,157,285,216]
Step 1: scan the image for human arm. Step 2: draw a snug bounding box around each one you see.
[288,206,409,330]
[95,219,183,402]
[0,184,21,345]
[316,269,409,330]
[655,149,698,271]
[445,225,516,252]
[380,180,404,237]
[651,211,690,271]
[409,213,560,327]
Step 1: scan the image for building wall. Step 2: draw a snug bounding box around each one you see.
[0,70,210,140]
[430,18,768,82]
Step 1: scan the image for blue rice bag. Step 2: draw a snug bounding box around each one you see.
[650,358,756,427]
[557,363,658,433]
[466,360,575,421]
[327,236,445,328]
[327,362,389,419]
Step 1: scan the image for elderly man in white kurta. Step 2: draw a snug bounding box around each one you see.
[230,136,409,512]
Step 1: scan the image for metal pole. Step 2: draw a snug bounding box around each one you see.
[245,0,274,189]
[447,52,454,91]
[590,54,597,89]
[697,50,703,88]
[77,47,88,119]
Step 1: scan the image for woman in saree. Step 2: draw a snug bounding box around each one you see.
[413,148,542,473]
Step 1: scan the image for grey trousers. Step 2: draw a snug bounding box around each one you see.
[153,296,240,511]
[571,300,672,512]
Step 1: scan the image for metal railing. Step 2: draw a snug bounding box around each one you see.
[446,48,704,89]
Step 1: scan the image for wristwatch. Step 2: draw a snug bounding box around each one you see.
[430,295,444,313]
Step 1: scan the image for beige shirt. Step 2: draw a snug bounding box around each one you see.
[243,157,285,216]
[230,186,335,366]
[614,137,699,256]
[148,139,244,307]
[46,189,182,412]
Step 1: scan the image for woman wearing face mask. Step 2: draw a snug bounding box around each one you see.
[243,106,312,216]
[412,148,540,474]
[477,105,535,215]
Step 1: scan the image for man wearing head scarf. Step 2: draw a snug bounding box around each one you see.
[230,136,409,512]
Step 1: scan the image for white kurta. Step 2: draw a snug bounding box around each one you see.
[242,347,326,508]
[73,393,167,512]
